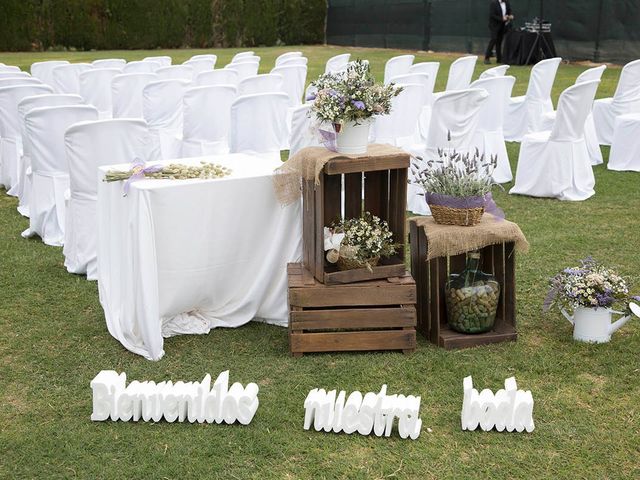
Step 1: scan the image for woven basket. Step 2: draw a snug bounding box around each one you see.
[429,204,484,226]
[337,256,380,271]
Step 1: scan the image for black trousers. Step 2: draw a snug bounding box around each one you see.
[485,25,505,62]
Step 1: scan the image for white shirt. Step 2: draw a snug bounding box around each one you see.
[500,1,507,17]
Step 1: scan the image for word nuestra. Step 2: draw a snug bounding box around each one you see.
[461,376,534,433]
[303,384,422,440]
[90,370,259,424]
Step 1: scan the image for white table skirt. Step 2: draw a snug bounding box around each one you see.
[97,154,302,361]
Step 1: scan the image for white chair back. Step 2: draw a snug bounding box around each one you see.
[279,57,308,67]
[271,65,307,107]
[525,57,562,102]
[229,92,289,156]
[575,65,606,84]
[426,88,489,155]
[0,71,31,79]
[143,79,189,131]
[92,59,126,69]
[389,73,432,105]
[156,65,195,81]
[25,105,99,174]
[325,53,350,73]
[470,76,516,132]
[190,54,218,62]
[79,68,120,118]
[0,65,22,73]
[143,56,172,67]
[123,60,158,74]
[551,80,600,141]
[31,61,70,87]
[289,103,321,156]
[275,51,303,66]
[52,63,93,94]
[445,56,478,91]
[231,51,255,62]
[226,62,259,81]
[479,64,510,79]
[0,84,53,139]
[0,77,42,87]
[384,55,415,84]
[195,69,239,86]
[238,74,283,95]
[184,58,216,74]
[111,73,157,118]
[611,59,640,105]
[410,62,440,100]
[182,85,237,155]
[373,84,424,146]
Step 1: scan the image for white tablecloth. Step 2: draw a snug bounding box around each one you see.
[97,154,302,361]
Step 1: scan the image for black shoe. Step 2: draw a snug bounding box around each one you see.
[483,59,491,65]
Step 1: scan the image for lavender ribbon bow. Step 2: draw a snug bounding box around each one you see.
[318,125,338,152]
[123,158,163,196]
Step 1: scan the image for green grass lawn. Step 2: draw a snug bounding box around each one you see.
[1,46,639,479]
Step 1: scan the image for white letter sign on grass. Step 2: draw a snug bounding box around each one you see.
[461,376,534,433]
[303,384,422,439]
[90,370,259,424]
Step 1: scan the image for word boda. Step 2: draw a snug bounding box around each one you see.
[461,376,534,432]
[90,370,259,424]
[303,384,422,440]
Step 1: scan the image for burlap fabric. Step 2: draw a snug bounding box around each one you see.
[273,144,407,205]
[411,214,529,260]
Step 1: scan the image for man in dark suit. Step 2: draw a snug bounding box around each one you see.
[484,0,514,64]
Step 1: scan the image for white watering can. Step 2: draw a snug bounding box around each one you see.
[561,302,639,343]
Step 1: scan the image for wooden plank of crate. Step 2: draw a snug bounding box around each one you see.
[290,330,416,353]
[493,242,506,328]
[379,170,389,221]
[429,257,442,344]
[290,306,416,330]
[324,153,409,175]
[363,170,383,217]
[504,241,516,328]
[302,179,314,277]
[289,306,304,357]
[313,174,325,282]
[289,283,416,308]
[413,223,429,339]
[481,244,494,274]
[344,172,363,219]
[439,324,517,349]
[324,173,341,227]
[323,261,406,285]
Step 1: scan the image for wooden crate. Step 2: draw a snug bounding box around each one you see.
[302,149,410,285]
[287,263,417,356]
[409,220,518,349]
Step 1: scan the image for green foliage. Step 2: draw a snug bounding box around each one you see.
[0,0,326,51]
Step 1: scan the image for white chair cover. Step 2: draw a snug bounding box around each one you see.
[510,80,600,201]
[469,76,516,183]
[0,71,31,79]
[190,54,217,62]
[0,84,53,191]
[0,65,21,72]
[0,77,42,87]
[111,73,157,118]
[226,62,260,81]
[64,118,154,279]
[238,74,283,95]
[31,61,69,87]
[479,64,510,78]
[183,58,216,74]
[384,55,415,84]
[288,103,322,156]
[22,105,98,246]
[78,68,120,118]
[182,85,237,156]
[445,56,477,91]
[278,57,308,67]
[143,79,189,159]
[232,55,260,65]
[229,92,289,160]
[504,57,562,141]
[372,84,425,150]
[271,65,307,107]
[592,59,640,145]
[539,65,606,165]
[16,93,84,217]
[408,88,489,214]
[389,73,433,142]
[123,60,158,74]
[325,53,350,73]
[231,51,255,62]
[275,51,303,66]
[156,65,195,81]
[195,69,239,86]
[92,59,126,69]
[143,56,172,67]
[608,113,640,171]
[410,62,440,99]
[52,63,92,94]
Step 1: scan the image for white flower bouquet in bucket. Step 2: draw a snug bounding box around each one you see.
[307,60,403,154]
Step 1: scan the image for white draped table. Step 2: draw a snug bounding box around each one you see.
[97,154,302,361]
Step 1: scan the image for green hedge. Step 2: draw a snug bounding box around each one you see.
[0,0,326,51]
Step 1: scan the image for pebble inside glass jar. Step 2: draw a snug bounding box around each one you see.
[445,251,500,334]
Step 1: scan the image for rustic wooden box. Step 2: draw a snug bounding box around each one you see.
[302,149,410,285]
[287,263,417,357]
[409,220,518,349]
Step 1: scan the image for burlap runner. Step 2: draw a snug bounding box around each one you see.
[411,214,529,260]
[273,144,407,205]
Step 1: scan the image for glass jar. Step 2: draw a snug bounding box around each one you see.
[445,251,500,334]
